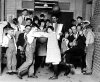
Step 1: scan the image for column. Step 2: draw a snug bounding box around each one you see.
[1,0,5,21]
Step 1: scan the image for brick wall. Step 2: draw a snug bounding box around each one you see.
[91,0,100,77]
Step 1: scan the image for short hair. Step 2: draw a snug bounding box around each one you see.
[29,11,33,15]
[25,25,32,28]
[40,14,45,18]
[48,26,54,31]
[77,16,83,20]
[46,19,50,23]
[6,27,14,31]
[26,18,32,22]
[40,19,45,23]
[23,9,28,12]
[77,24,82,29]
[12,18,18,25]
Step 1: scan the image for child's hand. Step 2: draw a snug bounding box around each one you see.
[59,32,62,36]
[62,38,65,41]
[69,42,73,46]
[18,46,23,51]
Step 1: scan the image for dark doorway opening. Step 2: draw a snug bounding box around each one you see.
[57,12,73,33]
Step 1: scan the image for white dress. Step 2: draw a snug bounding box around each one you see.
[46,32,61,64]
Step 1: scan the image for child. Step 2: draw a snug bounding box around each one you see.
[2,27,17,74]
[61,32,69,53]
[41,26,61,80]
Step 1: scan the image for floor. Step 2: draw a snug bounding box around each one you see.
[0,66,100,82]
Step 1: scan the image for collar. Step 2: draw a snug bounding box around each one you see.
[7,34,12,39]
[22,15,25,18]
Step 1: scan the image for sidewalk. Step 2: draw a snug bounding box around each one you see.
[0,66,100,82]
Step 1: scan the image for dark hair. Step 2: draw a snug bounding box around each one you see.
[33,16,40,23]
[52,15,57,18]
[25,25,32,28]
[3,22,11,30]
[86,24,92,29]
[39,19,45,28]
[77,16,83,20]
[45,19,50,23]
[77,23,82,27]
[32,16,40,27]
[12,18,18,25]
[40,19,45,22]
[7,27,14,30]
[23,9,28,12]
[83,22,89,24]
[48,26,54,31]
[29,11,33,15]
[40,14,45,18]
[26,18,32,22]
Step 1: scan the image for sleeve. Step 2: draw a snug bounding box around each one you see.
[2,36,8,47]
[42,32,48,37]
[86,32,90,46]
[18,16,22,25]
[29,32,48,37]
[32,32,43,37]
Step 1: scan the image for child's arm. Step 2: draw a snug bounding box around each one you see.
[29,32,48,38]
[41,32,48,37]
[2,36,9,47]
[31,32,45,37]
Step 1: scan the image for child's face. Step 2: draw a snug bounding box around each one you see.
[26,20,31,25]
[32,27,38,32]
[47,28,52,33]
[71,26,77,34]
[68,29,72,34]
[77,26,81,32]
[25,26,31,33]
[46,21,50,26]
[35,20,38,24]
[22,10,27,16]
[7,30,14,36]
[77,18,82,24]
[65,33,69,38]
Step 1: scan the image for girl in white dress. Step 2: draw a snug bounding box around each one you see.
[42,26,61,80]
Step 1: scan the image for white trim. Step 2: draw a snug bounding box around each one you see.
[35,6,52,8]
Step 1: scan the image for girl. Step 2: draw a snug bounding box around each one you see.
[61,32,69,53]
[36,19,47,68]
[41,26,61,79]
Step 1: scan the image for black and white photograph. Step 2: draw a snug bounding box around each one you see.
[0,0,100,82]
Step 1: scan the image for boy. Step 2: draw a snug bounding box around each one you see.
[17,25,38,79]
[2,27,17,74]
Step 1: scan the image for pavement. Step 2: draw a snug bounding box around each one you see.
[0,66,100,82]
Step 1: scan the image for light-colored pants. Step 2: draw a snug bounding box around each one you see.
[18,44,35,75]
[86,43,94,72]
[6,48,17,72]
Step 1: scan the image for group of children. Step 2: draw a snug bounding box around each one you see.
[61,17,94,75]
[1,9,95,80]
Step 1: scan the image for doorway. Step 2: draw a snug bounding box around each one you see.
[57,12,73,33]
